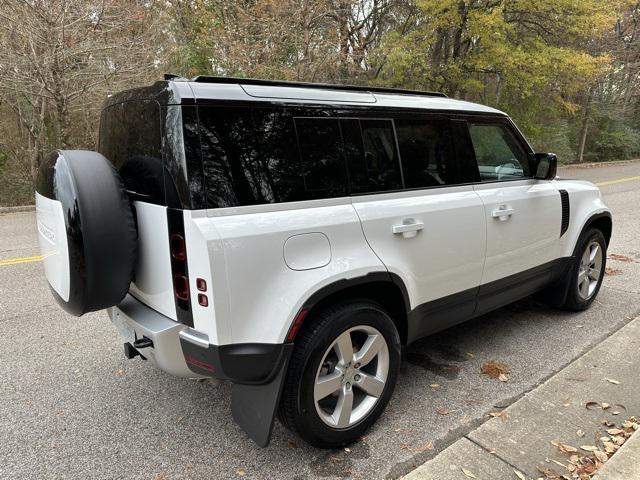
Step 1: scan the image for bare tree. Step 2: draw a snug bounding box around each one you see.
[0,0,163,182]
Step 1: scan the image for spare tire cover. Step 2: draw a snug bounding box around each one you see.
[35,150,137,316]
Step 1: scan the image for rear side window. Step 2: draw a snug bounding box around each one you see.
[99,100,164,203]
[359,120,403,192]
[395,119,459,188]
[294,118,348,198]
[198,107,407,208]
[468,123,530,181]
[198,107,304,208]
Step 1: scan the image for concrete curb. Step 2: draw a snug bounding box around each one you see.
[403,314,640,480]
[0,205,35,214]
[592,429,640,480]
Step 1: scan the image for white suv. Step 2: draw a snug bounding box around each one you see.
[35,76,612,448]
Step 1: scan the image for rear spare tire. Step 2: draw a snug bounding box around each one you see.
[35,150,137,316]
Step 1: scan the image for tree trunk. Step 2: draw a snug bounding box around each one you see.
[576,90,592,163]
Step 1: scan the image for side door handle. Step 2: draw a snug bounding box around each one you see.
[392,220,424,238]
[492,205,515,221]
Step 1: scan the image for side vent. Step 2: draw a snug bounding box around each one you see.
[559,190,570,237]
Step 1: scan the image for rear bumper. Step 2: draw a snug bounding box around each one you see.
[108,294,201,378]
[108,294,291,385]
[179,329,292,385]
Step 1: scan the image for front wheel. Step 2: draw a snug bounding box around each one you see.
[561,228,607,311]
[279,300,401,448]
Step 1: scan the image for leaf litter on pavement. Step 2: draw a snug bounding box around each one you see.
[480,360,510,382]
[540,416,639,479]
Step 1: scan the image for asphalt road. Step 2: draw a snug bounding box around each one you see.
[1,161,639,480]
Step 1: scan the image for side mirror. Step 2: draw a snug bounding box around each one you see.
[533,153,557,180]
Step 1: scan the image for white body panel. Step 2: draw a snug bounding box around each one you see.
[553,179,610,258]
[128,202,176,320]
[186,199,385,344]
[351,186,486,309]
[35,192,70,301]
[473,180,563,283]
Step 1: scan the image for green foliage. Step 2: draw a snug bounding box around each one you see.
[583,112,640,162]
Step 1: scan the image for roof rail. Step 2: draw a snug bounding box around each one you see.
[189,76,447,98]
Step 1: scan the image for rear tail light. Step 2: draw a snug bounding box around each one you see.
[170,234,186,261]
[173,274,189,301]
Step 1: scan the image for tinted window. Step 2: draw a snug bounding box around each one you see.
[99,100,164,203]
[359,120,403,192]
[468,123,530,181]
[198,107,303,208]
[294,118,348,198]
[395,119,459,188]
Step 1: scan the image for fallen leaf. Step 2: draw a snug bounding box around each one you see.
[594,451,608,463]
[498,373,508,382]
[514,469,526,480]
[580,445,598,452]
[559,443,578,454]
[489,410,509,422]
[605,267,623,276]
[480,360,510,380]
[287,440,298,448]
[576,429,585,438]
[430,383,440,389]
[344,447,351,453]
[605,378,621,385]
[607,428,623,436]
[235,469,246,477]
[436,407,450,415]
[466,352,475,358]
[586,401,601,410]
[612,411,621,416]
[462,467,476,478]
[602,403,611,410]
[608,253,635,263]
[415,440,434,452]
[399,443,410,450]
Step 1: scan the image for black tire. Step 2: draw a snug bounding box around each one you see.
[279,299,401,448]
[36,150,137,316]
[560,228,607,311]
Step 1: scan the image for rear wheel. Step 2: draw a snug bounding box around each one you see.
[561,228,607,311]
[279,300,401,448]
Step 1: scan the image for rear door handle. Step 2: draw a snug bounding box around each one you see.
[492,206,515,221]
[392,220,424,238]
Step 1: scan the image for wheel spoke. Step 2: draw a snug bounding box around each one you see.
[589,268,601,281]
[315,371,343,401]
[333,386,354,428]
[354,334,384,367]
[356,372,385,398]
[579,277,590,297]
[581,248,591,267]
[589,244,600,263]
[334,331,354,365]
[577,269,587,284]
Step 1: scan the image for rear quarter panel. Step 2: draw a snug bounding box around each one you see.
[186,199,386,345]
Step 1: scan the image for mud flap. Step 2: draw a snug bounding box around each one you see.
[231,344,293,447]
